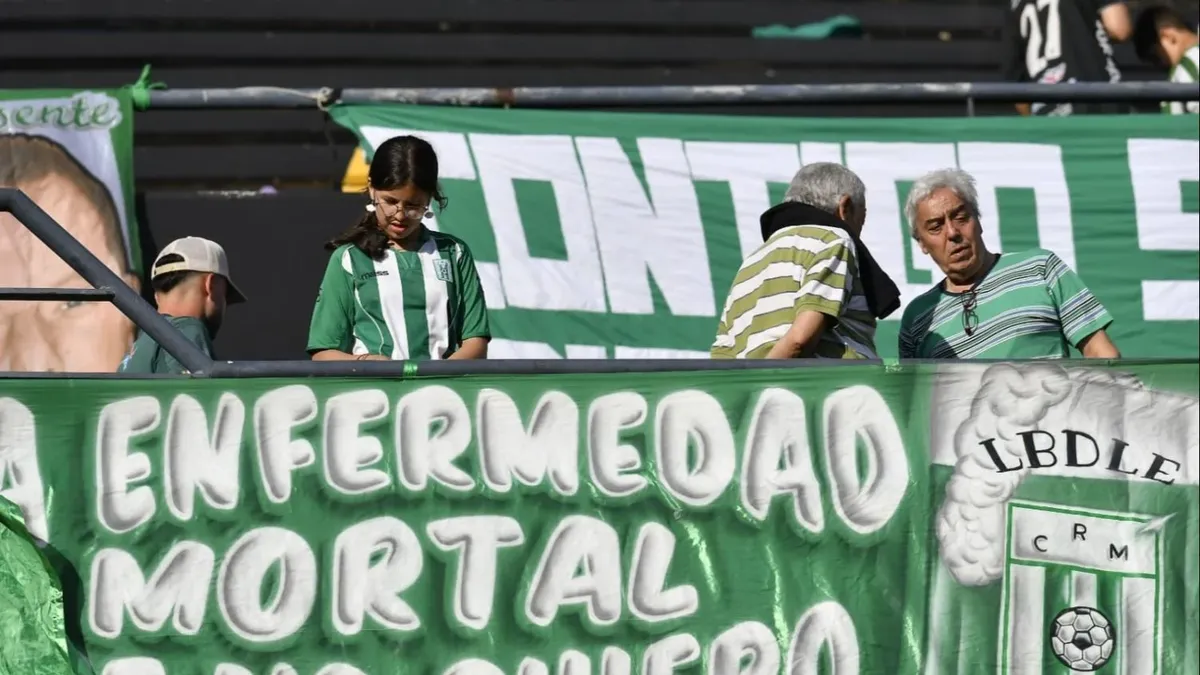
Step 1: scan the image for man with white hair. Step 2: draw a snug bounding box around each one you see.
[899,167,1121,359]
[712,162,900,359]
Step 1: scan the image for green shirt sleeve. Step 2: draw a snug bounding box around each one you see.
[793,239,853,318]
[452,241,491,342]
[307,249,355,354]
[1043,251,1113,348]
[159,319,214,375]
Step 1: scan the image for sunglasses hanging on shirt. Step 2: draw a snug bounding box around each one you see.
[960,289,980,337]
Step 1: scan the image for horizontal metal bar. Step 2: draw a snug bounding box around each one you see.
[147,82,1200,109]
[0,0,1003,30]
[1,357,1193,380]
[0,287,115,302]
[204,357,864,378]
[195,355,1197,378]
[0,188,215,375]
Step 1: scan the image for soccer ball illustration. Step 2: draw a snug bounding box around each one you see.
[1050,606,1115,671]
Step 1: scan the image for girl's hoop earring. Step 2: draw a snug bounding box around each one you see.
[423,211,434,219]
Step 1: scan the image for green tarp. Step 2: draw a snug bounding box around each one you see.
[0,495,91,675]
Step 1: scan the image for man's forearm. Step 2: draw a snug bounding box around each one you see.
[311,349,389,361]
[765,310,830,358]
[1099,2,1132,42]
[448,337,489,360]
[1079,330,1121,359]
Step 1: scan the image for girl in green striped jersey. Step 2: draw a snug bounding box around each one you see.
[307,136,491,362]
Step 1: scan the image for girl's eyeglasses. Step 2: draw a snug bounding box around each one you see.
[374,200,430,219]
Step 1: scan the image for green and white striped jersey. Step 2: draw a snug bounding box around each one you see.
[898,248,1112,360]
[1164,45,1200,115]
[307,231,490,360]
[711,224,878,360]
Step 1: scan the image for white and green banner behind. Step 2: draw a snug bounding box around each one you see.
[330,107,1200,360]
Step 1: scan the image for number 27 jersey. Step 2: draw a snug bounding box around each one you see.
[1003,0,1122,89]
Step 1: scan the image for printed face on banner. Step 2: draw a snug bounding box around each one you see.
[0,362,1194,674]
[0,92,138,373]
[0,185,135,372]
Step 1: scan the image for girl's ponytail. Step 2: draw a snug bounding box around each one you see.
[325,200,389,260]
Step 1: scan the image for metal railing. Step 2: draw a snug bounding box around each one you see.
[146,82,1200,116]
[0,189,213,374]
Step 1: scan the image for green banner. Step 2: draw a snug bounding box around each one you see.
[0,362,1197,673]
[0,89,140,374]
[329,106,1200,361]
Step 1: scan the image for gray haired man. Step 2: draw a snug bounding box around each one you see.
[899,167,1120,359]
[712,162,900,359]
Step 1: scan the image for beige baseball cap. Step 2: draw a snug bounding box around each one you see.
[151,236,247,304]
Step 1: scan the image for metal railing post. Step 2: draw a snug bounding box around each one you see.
[0,189,215,375]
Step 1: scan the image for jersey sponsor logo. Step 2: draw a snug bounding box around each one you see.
[433,259,453,282]
[1039,63,1067,84]
[358,270,389,280]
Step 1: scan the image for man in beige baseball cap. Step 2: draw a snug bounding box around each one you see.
[118,237,246,374]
